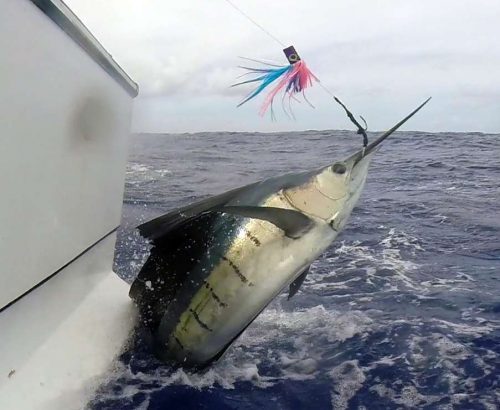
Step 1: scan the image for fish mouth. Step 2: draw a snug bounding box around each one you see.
[348,97,432,168]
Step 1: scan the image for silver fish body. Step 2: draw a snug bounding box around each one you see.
[130,99,430,367]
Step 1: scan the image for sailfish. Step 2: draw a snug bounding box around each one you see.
[129,98,430,368]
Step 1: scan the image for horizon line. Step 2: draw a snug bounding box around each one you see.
[132,129,498,136]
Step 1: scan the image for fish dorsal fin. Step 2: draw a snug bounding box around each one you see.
[220,206,314,239]
[138,182,258,242]
[288,265,310,299]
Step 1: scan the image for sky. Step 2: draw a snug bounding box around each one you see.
[65,0,500,133]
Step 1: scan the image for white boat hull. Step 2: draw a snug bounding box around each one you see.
[0,0,138,407]
[0,234,137,410]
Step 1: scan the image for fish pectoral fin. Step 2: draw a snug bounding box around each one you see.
[288,266,310,299]
[137,182,259,241]
[220,206,314,239]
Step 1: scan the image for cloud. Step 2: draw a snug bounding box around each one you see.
[66,0,500,132]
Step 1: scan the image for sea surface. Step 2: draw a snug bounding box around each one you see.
[92,131,499,409]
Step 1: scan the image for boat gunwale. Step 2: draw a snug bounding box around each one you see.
[30,0,139,97]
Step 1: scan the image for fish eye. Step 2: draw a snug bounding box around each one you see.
[332,163,347,175]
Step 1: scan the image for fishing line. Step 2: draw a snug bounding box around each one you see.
[223,0,286,47]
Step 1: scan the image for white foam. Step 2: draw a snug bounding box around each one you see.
[380,228,424,253]
[95,356,276,405]
[127,163,150,173]
[126,163,171,179]
[243,305,373,346]
[431,318,496,337]
[323,229,423,292]
[405,332,484,397]
[95,305,373,403]
[369,383,440,408]
[329,360,366,410]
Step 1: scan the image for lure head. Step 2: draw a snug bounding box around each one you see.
[283,45,301,64]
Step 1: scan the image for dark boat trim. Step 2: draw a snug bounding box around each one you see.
[0,227,119,314]
[30,0,139,97]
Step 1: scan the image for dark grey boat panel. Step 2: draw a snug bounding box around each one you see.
[30,0,138,97]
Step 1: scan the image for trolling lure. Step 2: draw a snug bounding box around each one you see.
[224,0,373,147]
[232,46,318,117]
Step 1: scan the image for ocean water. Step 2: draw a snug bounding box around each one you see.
[92,131,499,409]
